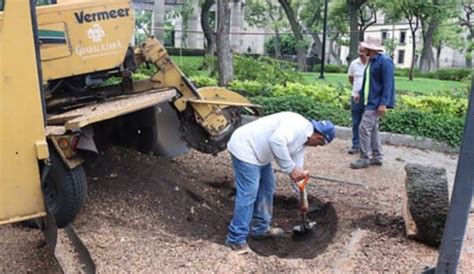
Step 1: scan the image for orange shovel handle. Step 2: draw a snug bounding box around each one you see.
[297,176,310,191]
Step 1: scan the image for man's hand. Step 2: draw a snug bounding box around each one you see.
[377,105,387,116]
[290,167,309,183]
[353,93,360,104]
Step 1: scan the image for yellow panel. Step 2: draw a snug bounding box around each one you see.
[40,22,72,61]
[0,1,47,225]
[36,0,134,82]
[0,0,134,82]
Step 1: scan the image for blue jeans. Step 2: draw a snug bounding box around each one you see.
[226,154,275,245]
[351,97,364,149]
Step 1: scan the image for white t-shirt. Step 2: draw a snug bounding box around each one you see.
[348,58,366,97]
[227,112,314,174]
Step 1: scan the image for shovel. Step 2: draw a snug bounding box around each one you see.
[293,176,317,235]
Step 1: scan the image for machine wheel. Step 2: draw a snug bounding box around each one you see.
[24,149,87,228]
[179,106,242,154]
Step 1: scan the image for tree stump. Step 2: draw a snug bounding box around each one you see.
[402,164,449,247]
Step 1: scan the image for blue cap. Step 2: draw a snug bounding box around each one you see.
[311,120,335,144]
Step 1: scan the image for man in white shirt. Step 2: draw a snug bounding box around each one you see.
[347,45,368,154]
[224,112,335,252]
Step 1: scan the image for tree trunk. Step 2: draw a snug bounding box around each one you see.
[201,0,215,56]
[274,28,282,57]
[419,20,437,72]
[467,48,473,68]
[153,0,166,42]
[403,164,449,248]
[329,36,342,65]
[407,15,419,81]
[347,0,364,63]
[310,33,323,58]
[409,30,416,81]
[466,31,473,68]
[278,0,306,71]
[358,30,365,42]
[436,45,442,69]
[216,0,233,86]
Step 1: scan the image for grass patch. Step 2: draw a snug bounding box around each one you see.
[170,55,204,68]
[303,73,469,96]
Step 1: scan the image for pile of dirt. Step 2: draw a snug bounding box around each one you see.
[85,145,337,259]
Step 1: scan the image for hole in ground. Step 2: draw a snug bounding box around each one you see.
[249,195,338,259]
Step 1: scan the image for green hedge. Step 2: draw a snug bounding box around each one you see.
[394,67,422,78]
[250,95,351,127]
[250,95,464,147]
[229,80,273,97]
[313,64,349,73]
[380,110,464,147]
[425,68,472,82]
[399,95,467,117]
[190,75,218,87]
[234,55,303,85]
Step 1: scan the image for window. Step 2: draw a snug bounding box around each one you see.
[400,31,407,44]
[398,50,405,65]
[381,31,388,45]
[36,0,56,6]
[0,0,4,11]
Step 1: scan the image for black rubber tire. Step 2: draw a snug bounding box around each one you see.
[24,149,87,229]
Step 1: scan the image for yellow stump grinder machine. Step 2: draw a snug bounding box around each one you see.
[0,0,259,268]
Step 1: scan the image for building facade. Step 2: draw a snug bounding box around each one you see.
[132,1,468,68]
[338,22,467,68]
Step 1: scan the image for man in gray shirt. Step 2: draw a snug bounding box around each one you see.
[225,112,335,253]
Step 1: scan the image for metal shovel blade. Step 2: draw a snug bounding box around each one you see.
[293,214,317,236]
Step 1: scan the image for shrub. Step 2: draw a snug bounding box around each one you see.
[132,72,150,81]
[380,110,464,147]
[394,67,422,78]
[425,68,472,82]
[313,64,348,73]
[190,76,218,88]
[135,65,155,77]
[251,95,464,147]
[229,80,273,97]
[234,56,303,85]
[399,95,468,117]
[264,35,311,56]
[250,95,351,126]
[271,82,351,110]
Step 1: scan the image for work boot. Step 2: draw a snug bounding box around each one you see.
[370,158,383,166]
[350,159,369,169]
[225,239,251,255]
[250,227,285,240]
[348,147,359,155]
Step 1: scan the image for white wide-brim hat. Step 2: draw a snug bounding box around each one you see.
[360,36,384,52]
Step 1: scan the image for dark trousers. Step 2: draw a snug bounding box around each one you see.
[351,98,364,149]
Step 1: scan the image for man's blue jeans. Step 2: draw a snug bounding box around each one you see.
[226,154,275,245]
[351,97,364,149]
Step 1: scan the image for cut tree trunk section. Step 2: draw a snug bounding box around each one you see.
[403,164,449,248]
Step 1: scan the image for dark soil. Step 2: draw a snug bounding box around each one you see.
[249,197,338,259]
[86,146,337,259]
[2,139,468,272]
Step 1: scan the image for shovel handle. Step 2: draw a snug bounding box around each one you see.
[297,176,310,191]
